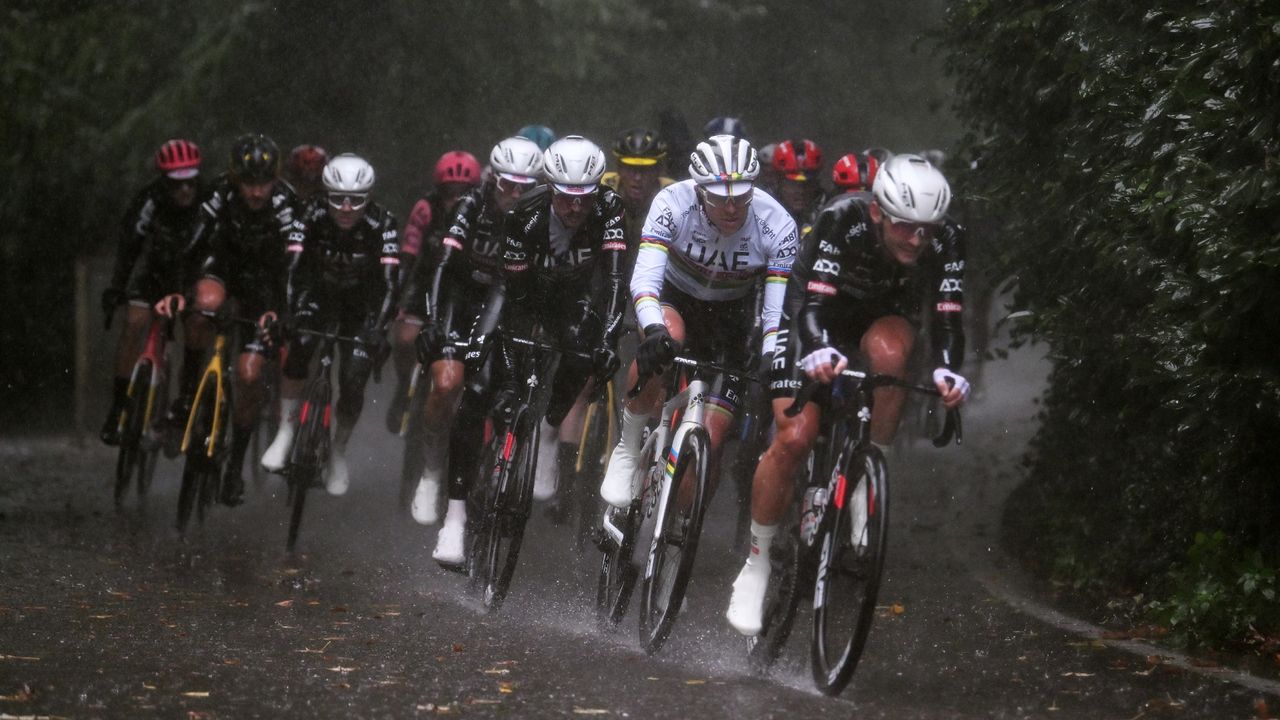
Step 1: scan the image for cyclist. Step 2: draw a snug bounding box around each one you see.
[725,154,971,635]
[757,142,781,195]
[284,144,329,203]
[100,139,204,445]
[600,127,674,259]
[408,136,543,527]
[260,154,400,495]
[598,135,798,521]
[772,139,829,234]
[430,135,626,565]
[831,151,880,194]
[516,124,556,151]
[703,116,748,140]
[386,150,483,430]
[155,133,305,506]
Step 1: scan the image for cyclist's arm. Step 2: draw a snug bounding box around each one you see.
[400,198,431,262]
[110,189,152,291]
[425,191,480,328]
[795,203,858,356]
[931,219,967,371]
[759,214,799,359]
[371,212,402,333]
[284,214,308,315]
[630,191,679,330]
[596,191,629,351]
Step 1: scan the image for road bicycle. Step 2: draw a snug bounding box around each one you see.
[748,364,961,695]
[175,311,262,535]
[111,301,177,508]
[278,326,359,552]
[595,354,751,654]
[466,334,603,611]
[547,376,618,557]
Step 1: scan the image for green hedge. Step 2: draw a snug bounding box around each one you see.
[942,0,1280,647]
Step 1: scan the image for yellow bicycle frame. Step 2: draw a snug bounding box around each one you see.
[180,333,228,458]
[575,379,618,473]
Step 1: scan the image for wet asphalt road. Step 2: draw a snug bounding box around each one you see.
[2,349,1276,719]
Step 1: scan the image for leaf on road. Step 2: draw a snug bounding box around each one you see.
[572,708,610,715]
[274,600,294,608]
[222,658,241,666]
[89,614,114,619]
[327,665,356,673]
[0,683,34,702]
[331,605,348,613]
[498,682,514,694]
[891,603,905,615]
[0,655,40,661]
[452,643,464,653]
[180,691,210,698]
[108,591,131,600]
[1061,672,1094,677]
[684,679,706,685]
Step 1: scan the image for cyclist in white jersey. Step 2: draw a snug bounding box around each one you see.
[599,136,798,575]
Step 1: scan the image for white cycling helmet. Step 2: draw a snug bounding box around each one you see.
[543,135,606,195]
[490,136,544,184]
[323,153,376,194]
[871,153,951,223]
[689,134,758,197]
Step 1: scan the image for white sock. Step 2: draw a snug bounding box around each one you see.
[746,521,777,569]
[618,406,650,454]
[442,498,466,528]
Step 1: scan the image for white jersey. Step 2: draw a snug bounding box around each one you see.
[631,179,798,356]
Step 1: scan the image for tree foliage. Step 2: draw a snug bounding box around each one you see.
[942,0,1280,645]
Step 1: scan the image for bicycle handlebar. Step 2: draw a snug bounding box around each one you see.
[784,368,962,447]
[627,355,758,399]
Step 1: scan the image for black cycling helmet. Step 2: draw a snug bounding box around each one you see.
[612,127,668,167]
[229,133,281,183]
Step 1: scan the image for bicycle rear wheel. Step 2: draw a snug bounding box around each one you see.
[478,408,536,611]
[638,426,709,654]
[810,445,889,695]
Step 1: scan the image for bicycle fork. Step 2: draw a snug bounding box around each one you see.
[641,379,709,581]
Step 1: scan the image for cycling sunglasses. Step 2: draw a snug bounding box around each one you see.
[701,188,754,209]
[885,213,939,238]
[327,193,369,210]
[497,176,537,196]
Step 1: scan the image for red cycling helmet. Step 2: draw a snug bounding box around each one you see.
[831,152,880,191]
[772,139,823,182]
[287,145,329,184]
[433,151,482,186]
[155,139,201,179]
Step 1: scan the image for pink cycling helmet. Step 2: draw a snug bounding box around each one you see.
[433,151,482,186]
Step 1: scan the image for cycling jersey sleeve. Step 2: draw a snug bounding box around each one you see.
[284,213,308,314]
[796,203,858,354]
[400,198,432,260]
[759,215,799,358]
[426,192,480,329]
[630,189,679,329]
[372,213,401,331]
[111,189,152,290]
[597,192,628,350]
[931,220,966,371]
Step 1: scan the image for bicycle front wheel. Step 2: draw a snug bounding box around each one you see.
[114,369,152,506]
[811,445,889,695]
[479,409,536,611]
[638,426,709,655]
[176,389,218,535]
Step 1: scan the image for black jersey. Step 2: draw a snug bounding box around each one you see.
[111,177,204,297]
[425,184,507,319]
[293,201,401,329]
[785,192,966,369]
[191,176,305,315]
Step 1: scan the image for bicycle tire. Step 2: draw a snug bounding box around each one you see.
[596,427,658,629]
[638,425,709,654]
[114,370,150,507]
[176,388,217,535]
[810,444,889,695]
[573,395,613,555]
[479,407,536,611]
[748,515,812,671]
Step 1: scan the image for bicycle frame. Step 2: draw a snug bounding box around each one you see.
[181,333,229,458]
[118,316,168,438]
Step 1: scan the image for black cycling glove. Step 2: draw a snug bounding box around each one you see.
[636,323,678,377]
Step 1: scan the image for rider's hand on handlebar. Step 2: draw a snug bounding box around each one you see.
[636,323,678,377]
[154,293,186,318]
[932,367,971,409]
[591,346,621,380]
[257,311,280,346]
[801,347,848,384]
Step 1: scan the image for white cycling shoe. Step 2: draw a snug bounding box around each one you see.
[432,501,466,567]
[599,442,637,509]
[411,475,441,525]
[726,560,771,636]
[532,422,559,501]
[324,447,350,496]
[259,404,299,471]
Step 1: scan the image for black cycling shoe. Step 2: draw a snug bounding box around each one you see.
[99,411,122,446]
[219,469,245,507]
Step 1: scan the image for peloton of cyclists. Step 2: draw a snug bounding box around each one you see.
[155,133,305,506]
[260,153,401,496]
[407,136,544,529]
[100,139,205,446]
[725,153,972,635]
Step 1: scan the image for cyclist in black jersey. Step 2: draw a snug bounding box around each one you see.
[100,139,205,445]
[772,139,830,238]
[429,135,627,566]
[260,153,400,496]
[386,150,483,431]
[407,136,543,530]
[156,133,305,506]
[725,154,973,635]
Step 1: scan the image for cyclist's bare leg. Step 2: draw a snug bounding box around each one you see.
[860,315,915,446]
[114,303,152,377]
[392,313,421,382]
[221,349,267,505]
[414,356,464,524]
[749,399,821,525]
